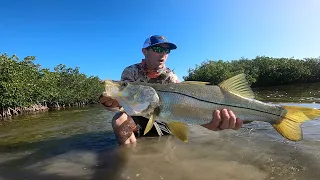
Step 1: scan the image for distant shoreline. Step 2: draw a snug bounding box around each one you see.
[183,56,320,87]
[0,53,104,120]
[2,53,320,120]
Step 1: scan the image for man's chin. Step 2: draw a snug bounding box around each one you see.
[158,63,165,68]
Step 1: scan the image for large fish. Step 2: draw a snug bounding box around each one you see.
[103,74,320,142]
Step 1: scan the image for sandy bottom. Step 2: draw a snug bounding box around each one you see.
[1,123,320,180]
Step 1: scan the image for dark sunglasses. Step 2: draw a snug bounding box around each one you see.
[150,46,170,54]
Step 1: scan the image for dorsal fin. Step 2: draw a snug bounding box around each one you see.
[218,74,255,99]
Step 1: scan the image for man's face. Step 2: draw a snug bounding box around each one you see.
[143,43,170,69]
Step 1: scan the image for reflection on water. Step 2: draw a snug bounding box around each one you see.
[1,82,320,180]
[114,128,320,180]
[253,82,320,103]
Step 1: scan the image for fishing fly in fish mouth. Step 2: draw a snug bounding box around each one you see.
[103,73,320,143]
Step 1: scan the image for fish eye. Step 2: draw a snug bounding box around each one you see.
[120,82,128,86]
[119,82,129,90]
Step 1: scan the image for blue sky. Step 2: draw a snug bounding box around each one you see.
[1,0,319,81]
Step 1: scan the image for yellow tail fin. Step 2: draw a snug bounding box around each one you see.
[272,106,320,141]
[283,105,320,119]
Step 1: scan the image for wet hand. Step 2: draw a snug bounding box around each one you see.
[99,95,120,109]
[201,109,243,131]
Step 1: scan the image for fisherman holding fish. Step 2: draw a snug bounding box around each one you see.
[99,35,244,145]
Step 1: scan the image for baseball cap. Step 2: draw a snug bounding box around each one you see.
[143,35,177,50]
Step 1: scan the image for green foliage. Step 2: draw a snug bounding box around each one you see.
[183,56,320,87]
[0,53,104,108]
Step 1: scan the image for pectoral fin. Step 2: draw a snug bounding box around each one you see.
[143,113,156,135]
[167,122,189,142]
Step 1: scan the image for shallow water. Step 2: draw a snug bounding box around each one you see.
[253,82,320,103]
[1,83,320,180]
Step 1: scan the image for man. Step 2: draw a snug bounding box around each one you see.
[100,35,243,145]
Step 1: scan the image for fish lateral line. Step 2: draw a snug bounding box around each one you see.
[155,89,283,118]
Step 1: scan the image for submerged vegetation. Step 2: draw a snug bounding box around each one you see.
[0,53,104,119]
[183,56,320,87]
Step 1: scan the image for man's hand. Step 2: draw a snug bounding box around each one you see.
[201,109,243,131]
[99,95,120,111]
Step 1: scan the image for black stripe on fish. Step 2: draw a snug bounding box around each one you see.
[156,89,283,118]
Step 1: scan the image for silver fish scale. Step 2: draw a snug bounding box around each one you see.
[150,84,286,125]
[155,91,218,124]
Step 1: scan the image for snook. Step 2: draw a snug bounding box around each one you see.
[103,74,320,142]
